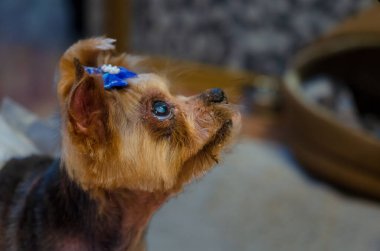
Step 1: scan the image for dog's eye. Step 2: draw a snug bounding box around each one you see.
[152,101,172,120]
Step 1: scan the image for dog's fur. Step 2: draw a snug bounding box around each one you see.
[0,38,240,251]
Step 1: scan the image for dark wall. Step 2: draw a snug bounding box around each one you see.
[131,0,374,75]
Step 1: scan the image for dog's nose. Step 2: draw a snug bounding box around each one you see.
[206,88,227,103]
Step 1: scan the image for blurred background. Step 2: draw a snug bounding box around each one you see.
[1,0,380,250]
[0,0,374,113]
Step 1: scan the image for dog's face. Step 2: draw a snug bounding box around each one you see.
[60,39,240,192]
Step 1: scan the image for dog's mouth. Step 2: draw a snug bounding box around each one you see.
[196,109,240,163]
[173,107,241,190]
[208,120,233,162]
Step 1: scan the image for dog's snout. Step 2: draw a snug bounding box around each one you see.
[205,88,227,104]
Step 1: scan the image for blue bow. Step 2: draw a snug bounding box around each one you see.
[84,65,138,89]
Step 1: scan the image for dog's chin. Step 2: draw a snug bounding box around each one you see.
[200,110,241,163]
[229,110,242,132]
[216,107,241,142]
[218,113,240,143]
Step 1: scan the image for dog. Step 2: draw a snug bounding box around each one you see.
[0,37,240,251]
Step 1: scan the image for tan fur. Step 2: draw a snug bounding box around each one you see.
[58,37,241,194]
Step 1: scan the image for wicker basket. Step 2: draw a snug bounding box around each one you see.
[284,34,380,200]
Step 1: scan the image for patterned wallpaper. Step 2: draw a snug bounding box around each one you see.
[132,0,374,74]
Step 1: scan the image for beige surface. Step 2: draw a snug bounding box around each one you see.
[148,140,380,251]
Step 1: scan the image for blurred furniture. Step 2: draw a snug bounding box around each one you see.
[284,5,380,200]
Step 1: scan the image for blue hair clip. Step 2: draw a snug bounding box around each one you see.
[84,64,137,89]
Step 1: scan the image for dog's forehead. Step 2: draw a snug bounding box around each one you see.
[110,73,173,113]
[128,73,170,94]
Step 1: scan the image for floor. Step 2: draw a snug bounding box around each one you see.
[148,140,380,251]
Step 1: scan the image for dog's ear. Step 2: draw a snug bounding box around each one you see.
[68,60,108,141]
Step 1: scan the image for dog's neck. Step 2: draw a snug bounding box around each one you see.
[49,161,169,250]
[94,188,169,250]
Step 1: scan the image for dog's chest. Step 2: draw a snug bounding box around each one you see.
[0,157,168,251]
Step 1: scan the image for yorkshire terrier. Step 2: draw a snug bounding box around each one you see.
[0,37,240,251]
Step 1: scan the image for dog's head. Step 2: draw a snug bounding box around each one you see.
[59,38,240,192]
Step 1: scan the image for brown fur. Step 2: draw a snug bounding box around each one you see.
[56,37,240,250]
[59,37,241,194]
